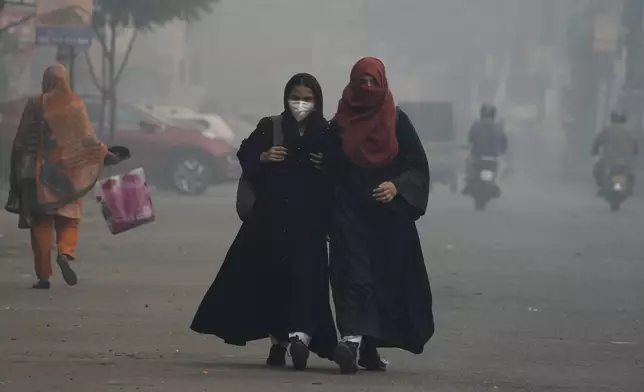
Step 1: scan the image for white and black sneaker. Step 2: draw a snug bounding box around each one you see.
[289,336,310,371]
[333,341,359,374]
[266,344,287,367]
[359,345,388,372]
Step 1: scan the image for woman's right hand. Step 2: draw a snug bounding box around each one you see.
[104,151,121,166]
[104,146,131,166]
[260,146,288,163]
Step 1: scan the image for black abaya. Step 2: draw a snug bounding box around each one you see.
[190,111,337,360]
[325,108,434,354]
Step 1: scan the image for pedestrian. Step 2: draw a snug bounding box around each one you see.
[4,64,126,290]
[190,73,337,371]
[324,57,434,374]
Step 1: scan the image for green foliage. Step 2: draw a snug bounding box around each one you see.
[93,0,217,30]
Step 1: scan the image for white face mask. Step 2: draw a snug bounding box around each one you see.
[288,100,315,122]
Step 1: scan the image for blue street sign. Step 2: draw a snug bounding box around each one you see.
[35,0,93,48]
[36,25,92,47]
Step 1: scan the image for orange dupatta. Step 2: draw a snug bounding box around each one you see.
[36,64,107,213]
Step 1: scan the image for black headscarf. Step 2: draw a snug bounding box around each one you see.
[282,73,326,128]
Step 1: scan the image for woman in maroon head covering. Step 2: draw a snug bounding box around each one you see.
[325,57,434,374]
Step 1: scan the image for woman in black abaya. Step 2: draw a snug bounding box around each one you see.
[325,58,434,374]
[191,73,337,371]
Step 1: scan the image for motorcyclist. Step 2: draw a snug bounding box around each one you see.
[463,104,508,195]
[592,111,639,196]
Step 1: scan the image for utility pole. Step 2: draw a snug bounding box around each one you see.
[622,0,644,130]
[55,45,77,90]
[562,0,622,177]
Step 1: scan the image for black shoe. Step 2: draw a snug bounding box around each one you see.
[266,344,287,367]
[492,185,502,199]
[358,346,388,372]
[333,341,359,374]
[289,336,310,371]
[32,280,50,290]
[57,254,78,286]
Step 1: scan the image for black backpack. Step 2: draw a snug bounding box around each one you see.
[235,115,283,221]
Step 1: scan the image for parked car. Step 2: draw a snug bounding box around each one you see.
[144,104,196,118]
[0,96,241,195]
[162,113,236,145]
[143,104,240,145]
[219,116,256,143]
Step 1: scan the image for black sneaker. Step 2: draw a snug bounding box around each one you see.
[57,254,78,286]
[32,280,50,290]
[289,336,310,371]
[358,345,388,372]
[266,344,287,367]
[333,341,359,374]
[462,183,471,196]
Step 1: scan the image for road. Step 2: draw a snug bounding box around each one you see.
[0,177,642,392]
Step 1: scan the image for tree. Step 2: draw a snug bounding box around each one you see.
[85,0,217,140]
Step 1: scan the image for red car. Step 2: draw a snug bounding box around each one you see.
[0,96,240,195]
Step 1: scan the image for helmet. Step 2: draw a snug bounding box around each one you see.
[610,111,627,124]
[480,104,497,120]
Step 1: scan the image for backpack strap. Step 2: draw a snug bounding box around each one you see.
[271,115,283,146]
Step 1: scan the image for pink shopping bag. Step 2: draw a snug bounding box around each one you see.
[95,167,155,234]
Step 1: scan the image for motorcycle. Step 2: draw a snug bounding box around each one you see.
[465,156,501,211]
[601,165,630,212]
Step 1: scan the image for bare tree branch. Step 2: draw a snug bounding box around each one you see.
[83,50,104,94]
[113,30,138,86]
[90,20,110,58]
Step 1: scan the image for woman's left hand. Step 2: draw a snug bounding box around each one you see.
[373,181,398,203]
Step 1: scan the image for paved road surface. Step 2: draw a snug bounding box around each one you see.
[0,177,642,391]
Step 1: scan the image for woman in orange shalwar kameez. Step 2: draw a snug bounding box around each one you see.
[5,64,126,289]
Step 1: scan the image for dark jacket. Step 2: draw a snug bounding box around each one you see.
[468,119,508,157]
[592,124,639,170]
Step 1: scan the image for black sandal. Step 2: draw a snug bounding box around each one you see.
[32,280,50,290]
[57,254,78,286]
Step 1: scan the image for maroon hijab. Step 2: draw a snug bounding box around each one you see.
[336,57,398,167]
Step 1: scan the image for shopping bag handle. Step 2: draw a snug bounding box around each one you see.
[108,146,131,160]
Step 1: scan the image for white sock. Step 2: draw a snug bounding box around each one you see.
[340,336,362,361]
[289,332,311,346]
[270,335,288,347]
[340,335,363,344]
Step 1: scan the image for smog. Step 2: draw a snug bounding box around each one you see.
[0,1,642,391]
